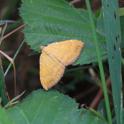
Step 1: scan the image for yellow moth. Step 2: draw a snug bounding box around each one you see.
[39,40,84,90]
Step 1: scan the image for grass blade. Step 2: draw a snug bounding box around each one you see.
[0,59,8,105]
[4,40,24,76]
[85,0,112,124]
[101,1,123,124]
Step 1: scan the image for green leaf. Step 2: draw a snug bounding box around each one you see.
[120,16,124,47]
[97,12,124,49]
[101,1,123,124]
[20,0,106,65]
[7,90,107,124]
[0,108,15,124]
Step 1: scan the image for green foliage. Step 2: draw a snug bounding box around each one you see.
[101,1,123,124]
[85,1,112,124]
[0,0,121,124]
[0,90,107,124]
[20,0,106,65]
[0,108,15,124]
[120,16,124,47]
[97,13,124,48]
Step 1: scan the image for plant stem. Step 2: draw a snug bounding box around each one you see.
[85,0,112,124]
[4,40,24,76]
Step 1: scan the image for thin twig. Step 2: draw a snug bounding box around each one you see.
[0,50,16,96]
[4,91,25,108]
[90,78,111,109]
[2,24,25,41]
[4,40,25,76]
[0,22,7,45]
[70,0,81,5]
